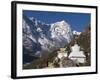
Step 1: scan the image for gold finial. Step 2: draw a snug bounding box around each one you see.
[60,48,66,51]
[57,48,67,53]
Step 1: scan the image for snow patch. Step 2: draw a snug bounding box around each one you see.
[73,30,81,35]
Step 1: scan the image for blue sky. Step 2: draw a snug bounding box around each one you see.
[23,10,90,32]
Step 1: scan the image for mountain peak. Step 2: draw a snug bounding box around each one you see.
[56,20,67,24]
[60,20,66,23]
[29,17,35,21]
[73,30,81,35]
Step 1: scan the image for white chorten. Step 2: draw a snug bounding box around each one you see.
[68,44,86,63]
[57,48,67,59]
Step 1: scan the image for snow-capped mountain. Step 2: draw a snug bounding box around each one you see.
[73,30,81,35]
[23,15,73,58]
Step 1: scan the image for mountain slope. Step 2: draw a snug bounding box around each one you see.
[23,15,73,64]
